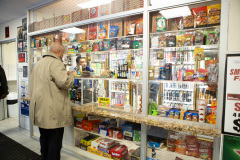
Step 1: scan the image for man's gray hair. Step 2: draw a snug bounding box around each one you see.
[50,42,65,54]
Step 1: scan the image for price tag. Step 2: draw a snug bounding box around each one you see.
[98,97,110,108]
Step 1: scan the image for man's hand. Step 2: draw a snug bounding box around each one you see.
[1,94,7,99]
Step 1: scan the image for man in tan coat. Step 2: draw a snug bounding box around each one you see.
[30,42,74,160]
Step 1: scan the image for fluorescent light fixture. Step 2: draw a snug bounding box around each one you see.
[77,0,113,9]
[61,27,85,34]
[160,6,191,19]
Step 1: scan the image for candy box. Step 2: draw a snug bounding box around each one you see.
[159,37,166,47]
[108,127,122,138]
[133,41,139,49]
[75,121,83,129]
[91,137,104,150]
[110,145,128,159]
[184,34,194,46]
[186,135,198,148]
[187,147,199,158]
[131,147,140,160]
[199,140,213,149]
[156,17,166,32]
[98,143,119,154]
[123,123,134,141]
[133,130,141,142]
[122,39,132,50]
[81,135,98,146]
[82,120,101,131]
[80,143,88,151]
[99,138,116,149]
[195,30,204,45]
[176,35,185,47]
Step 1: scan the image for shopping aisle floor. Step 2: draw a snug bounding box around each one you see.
[0,117,80,160]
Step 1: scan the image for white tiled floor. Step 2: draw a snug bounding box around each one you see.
[0,117,80,160]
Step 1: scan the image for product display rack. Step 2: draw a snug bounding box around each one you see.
[27,0,228,160]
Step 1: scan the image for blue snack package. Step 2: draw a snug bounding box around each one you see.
[184,111,192,121]
[191,112,199,122]
[104,41,111,51]
[167,109,175,118]
[109,26,118,38]
[174,109,181,119]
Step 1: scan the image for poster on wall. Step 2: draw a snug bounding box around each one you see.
[18,41,23,51]
[17,26,23,40]
[18,52,26,63]
[222,54,240,136]
[22,18,27,31]
[5,26,9,38]
[222,134,240,160]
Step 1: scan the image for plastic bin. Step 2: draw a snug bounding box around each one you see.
[6,92,18,118]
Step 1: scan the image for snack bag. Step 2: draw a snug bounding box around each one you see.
[197,68,208,82]
[206,31,218,45]
[174,109,180,119]
[184,111,192,121]
[192,6,208,28]
[199,148,212,160]
[184,69,194,81]
[176,35,185,47]
[151,36,159,48]
[79,29,86,41]
[194,30,204,45]
[183,15,194,29]
[166,35,176,47]
[156,17,166,32]
[126,23,135,35]
[88,24,97,40]
[159,37,166,47]
[175,145,187,155]
[90,7,98,19]
[109,26,118,38]
[135,17,143,34]
[104,41,110,51]
[199,140,213,149]
[184,33,194,46]
[192,112,199,122]
[98,22,108,39]
[187,147,199,158]
[194,48,204,61]
[186,135,198,148]
[99,41,105,51]
[93,43,99,51]
[208,4,221,26]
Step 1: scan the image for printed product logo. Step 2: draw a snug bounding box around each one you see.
[234,149,240,156]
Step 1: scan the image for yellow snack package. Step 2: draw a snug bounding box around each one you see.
[207,4,221,26]
[176,35,185,47]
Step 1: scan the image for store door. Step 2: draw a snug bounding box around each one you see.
[0,41,18,121]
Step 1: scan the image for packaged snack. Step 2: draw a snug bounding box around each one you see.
[93,43,99,51]
[167,109,175,118]
[187,147,199,158]
[69,33,76,42]
[87,44,93,52]
[133,41,139,49]
[122,39,132,50]
[197,68,208,82]
[110,145,128,159]
[184,111,192,121]
[175,17,183,30]
[206,31,218,45]
[176,35,185,47]
[48,37,54,46]
[82,45,87,52]
[166,35,176,47]
[186,135,198,148]
[104,41,111,51]
[156,17,166,32]
[174,109,181,119]
[183,15,194,29]
[167,138,175,152]
[159,37,166,47]
[175,145,187,155]
[31,38,36,48]
[175,134,186,146]
[184,69,194,81]
[109,26,118,38]
[207,4,221,26]
[91,137,104,149]
[151,36,159,48]
[135,17,143,34]
[192,6,208,28]
[192,112,199,122]
[88,24,97,40]
[184,33,194,46]
[41,37,47,46]
[199,148,212,160]
[99,138,116,149]
[90,7,98,19]
[79,29,86,41]
[199,140,213,149]
[99,41,105,51]
[99,22,108,39]
[100,4,110,16]
[194,30,204,45]
[35,38,41,48]
[110,40,117,51]
[126,23,135,35]
[117,40,123,50]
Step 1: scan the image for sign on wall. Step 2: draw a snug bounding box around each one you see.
[222,54,240,135]
[222,134,240,160]
[5,26,9,38]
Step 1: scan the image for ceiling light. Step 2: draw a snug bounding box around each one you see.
[61,27,85,34]
[77,0,113,9]
[160,6,191,19]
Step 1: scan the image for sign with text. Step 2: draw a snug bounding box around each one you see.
[223,54,240,135]
[98,97,110,108]
[223,134,240,160]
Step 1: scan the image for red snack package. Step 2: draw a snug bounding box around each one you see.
[88,24,97,40]
[90,7,98,19]
[187,147,199,158]
[93,43,99,51]
[192,6,208,28]
[199,140,213,149]
[135,17,143,34]
[175,145,187,155]
[110,145,128,158]
[184,69,195,81]
[199,148,212,160]
[186,135,198,148]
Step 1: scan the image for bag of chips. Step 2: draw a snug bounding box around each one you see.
[176,35,185,47]
[192,6,208,28]
[98,22,108,39]
[109,26,118,38]
[135,17,143,34]
[183,15,194,29]
[89,24,97,40]
[156,17,166,32]
[207,4,221,26]
[126,23,135,35]
[79,29,86,41]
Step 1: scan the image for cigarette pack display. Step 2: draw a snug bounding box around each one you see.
[99,138,116,149]
[90,7,98,19]
[166,35,176,47]
[91,137,104,149]
[100,4,110,16]
[110,145,128,159]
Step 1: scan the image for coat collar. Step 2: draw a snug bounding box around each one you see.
[43,52,62,62]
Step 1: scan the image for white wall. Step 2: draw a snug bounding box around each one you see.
[0,16,26,42]
[228,0,240,52]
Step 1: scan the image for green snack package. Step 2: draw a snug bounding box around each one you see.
[206,31,218,45]
[133,41,139,49]
[156,17,166,32]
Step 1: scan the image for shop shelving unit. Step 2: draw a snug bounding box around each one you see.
[27,0,229,159]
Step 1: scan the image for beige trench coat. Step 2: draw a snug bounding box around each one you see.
[30,52,74,129]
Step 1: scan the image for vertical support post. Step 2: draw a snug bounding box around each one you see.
[141,0,150,160]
